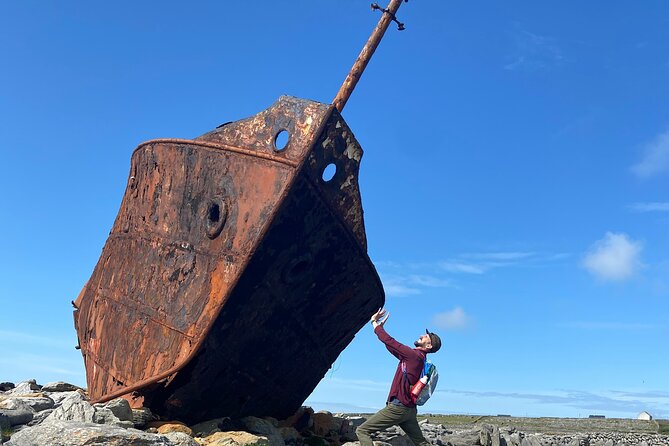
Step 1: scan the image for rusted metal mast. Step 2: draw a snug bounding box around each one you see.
[332,0,408,112]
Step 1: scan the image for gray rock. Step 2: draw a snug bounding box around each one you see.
[1,413,11,439]
[0,409,33,427]
[163,431,198,446]
[481,425,493,446]
[43,392,95,424]
[521,436,542,446]
[5,382,40,396]
[504,432,522,446]
[385,434,414,446]
[0,400,32,413]
[0,383,14,392]
[48,391,80,407]
[26,409,52,426]
[240,416,285,446]
[0,398,53,413]
[40,382,82,392]
[93,399,134,428]
[190,417,224,437]
[132,407,156,429]
[345,416,367,430]
[491,426,501,446]
[94,406,133,428]
[279,426,300,445]
[5,420,172,446]
[102,398,133,422]
[439,429,482,446]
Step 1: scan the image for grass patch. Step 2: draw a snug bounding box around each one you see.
[658,420,669,435]
[2,427,13,441]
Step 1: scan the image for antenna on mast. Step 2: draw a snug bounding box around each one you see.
[332,0,409,113]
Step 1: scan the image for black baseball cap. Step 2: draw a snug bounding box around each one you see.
[426,329,442,353]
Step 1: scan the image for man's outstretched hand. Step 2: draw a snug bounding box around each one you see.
[370,307,390,329]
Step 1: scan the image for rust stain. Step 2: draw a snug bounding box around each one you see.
[74,96,385,422]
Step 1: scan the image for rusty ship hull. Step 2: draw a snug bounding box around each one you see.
[73,96,385,422]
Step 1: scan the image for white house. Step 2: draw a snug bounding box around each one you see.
[637,411,653,421]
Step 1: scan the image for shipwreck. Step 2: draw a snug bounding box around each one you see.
[73,0,409,423]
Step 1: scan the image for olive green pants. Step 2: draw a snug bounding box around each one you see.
[356,403,430,446]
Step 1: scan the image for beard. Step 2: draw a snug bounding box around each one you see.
[414,340,422,347]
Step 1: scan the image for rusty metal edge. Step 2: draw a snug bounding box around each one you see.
[89,105,336,404]
[134,138,300,168]
[301,115,386,298]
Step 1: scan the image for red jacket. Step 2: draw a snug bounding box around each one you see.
[374,325,426,408]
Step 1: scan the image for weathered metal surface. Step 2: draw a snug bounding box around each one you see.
[333,0,407,112]
[74,96,384,422]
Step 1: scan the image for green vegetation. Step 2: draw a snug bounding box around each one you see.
[657,419,669,435]
[413,414,660,434]
[1,427,13,441]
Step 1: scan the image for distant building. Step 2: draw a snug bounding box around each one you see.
[588,415,606,419]
[637,411,653,421]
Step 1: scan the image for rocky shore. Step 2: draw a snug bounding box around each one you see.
[1,380,667,446]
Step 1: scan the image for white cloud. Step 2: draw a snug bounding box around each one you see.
[441,388,669,418]
[504,28,565,71]
[440,262,486,274]
[384,283,421,298]
[380,272,451,298]
[462,251,535,261]
[405,275,451,288]
[559,321,661,331]
[432,307,470,331]
[581,232,643,281]
[628,202,669,212]
[632,129,669,178]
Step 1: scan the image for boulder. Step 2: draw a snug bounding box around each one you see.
[190,418,230,437]
[199,431,270,446]
[94,398,134,428]
[0,409,33,427]
[279,407,314,431]
[4,420,172,446]
[1,413,11,440]
[48,391,81,407]
[520,436,542,446]
[26,409,53,426]
[343,416,366,430]
[163,431,198,446]
[339,418,358,442]
[278,426,300,445]
[0,384,14,392]
[438,429,482,446]
[0,397,53,413]
[312,411,340,437]
[40,382,82,392]
[43,392,95,424]
[480,425,493,446]
[502,432,522,446]
[5,382,40,396]
[94,406,134,428]
[385,434,414,446]
[301,436,329,446]
[132,407,157,428]
[157,423,193,436]
[239,416,284,446]
[97,399,132,423]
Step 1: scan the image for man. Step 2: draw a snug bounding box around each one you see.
[356,308,442,446]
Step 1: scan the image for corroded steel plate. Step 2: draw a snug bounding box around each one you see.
[74,96,384,421]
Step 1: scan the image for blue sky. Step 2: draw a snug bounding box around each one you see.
[1,1,668,420]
